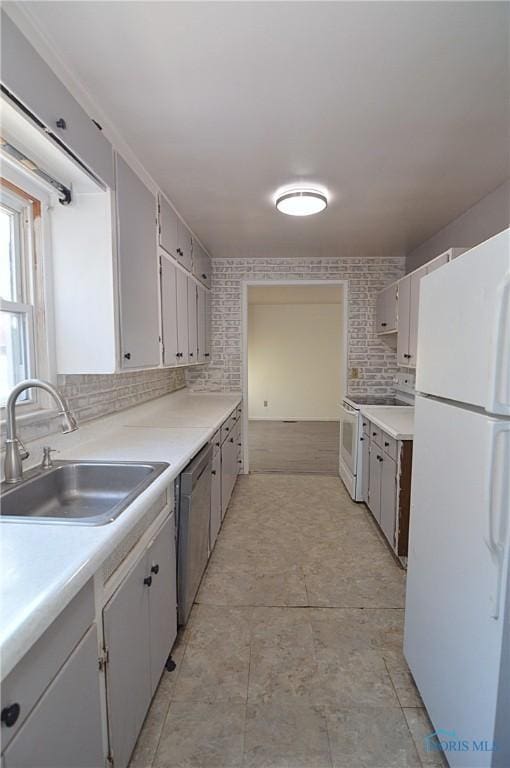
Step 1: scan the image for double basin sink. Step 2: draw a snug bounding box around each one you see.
[1,460,169,526]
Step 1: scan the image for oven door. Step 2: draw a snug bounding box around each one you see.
[340,402,359,476]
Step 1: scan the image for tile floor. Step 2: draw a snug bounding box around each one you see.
[130,474,446,768]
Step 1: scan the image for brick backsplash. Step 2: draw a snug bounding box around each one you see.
[186,256,405,396]
[3,368,186,446]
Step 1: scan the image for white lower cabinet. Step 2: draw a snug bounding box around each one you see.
[365,420,413,560]
[147,518,177,694]
[361,433,370,504]
[103,514,177,768]
[210,449,222,550]
[368,444,382,522]
[380,454,397,546]
[2,627,104,768]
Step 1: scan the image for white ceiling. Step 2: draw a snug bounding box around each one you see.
[16,1,510,259]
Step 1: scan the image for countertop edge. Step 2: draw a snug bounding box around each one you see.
[1,392,242,679]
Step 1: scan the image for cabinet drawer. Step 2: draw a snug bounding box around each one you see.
[1,580,94,749]
[382,432,397,461]
[221,412,236,443]
[370,424,382,448]
[211,429,221,454]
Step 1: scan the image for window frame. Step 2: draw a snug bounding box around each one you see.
[0,166,55,417]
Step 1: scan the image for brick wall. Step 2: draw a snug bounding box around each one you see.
[57,368,186,423]
[186,256,405,395]
[5,368,186,446]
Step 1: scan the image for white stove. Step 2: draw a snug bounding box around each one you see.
[339,374,415,501]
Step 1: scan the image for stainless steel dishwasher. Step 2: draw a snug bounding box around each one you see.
[176,443,212,625]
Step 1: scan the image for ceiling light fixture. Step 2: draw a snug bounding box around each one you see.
[275,188,328,216]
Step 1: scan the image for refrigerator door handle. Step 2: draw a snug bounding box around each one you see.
[485,423,510,619]
[488,272,510,415]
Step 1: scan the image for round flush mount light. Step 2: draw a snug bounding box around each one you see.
[275,189,328,217]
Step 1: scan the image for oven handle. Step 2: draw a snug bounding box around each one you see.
[341,403,358,416]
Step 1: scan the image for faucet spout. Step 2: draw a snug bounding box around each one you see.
[4,379,79,484]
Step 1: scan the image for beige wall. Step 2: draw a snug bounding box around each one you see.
[248,300,343,420]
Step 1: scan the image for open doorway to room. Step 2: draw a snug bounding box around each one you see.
[243,282,347,475]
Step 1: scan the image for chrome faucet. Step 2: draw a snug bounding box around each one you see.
[4,379,78,484]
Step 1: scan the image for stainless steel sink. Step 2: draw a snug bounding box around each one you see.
[1,460,169,525]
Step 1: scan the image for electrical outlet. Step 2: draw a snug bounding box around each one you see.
[264,400,268,407]
[350,367,359,379]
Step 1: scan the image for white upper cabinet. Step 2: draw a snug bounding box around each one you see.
[177,220,193,272]
[116,154,160,368]
[187,278,198,363]
[192,241,212,289]
[377,247,465,368]
[158,195,180,260]
[376,283,397,333]
[396,274,412,366]
[160,255,179,366]
[159,193,193,271]
[1,12,114,188]
[397,264,426,368]
[176,268,189,364]
[197,284,207,363]
[205,291,212,360]
[407,264,428,367]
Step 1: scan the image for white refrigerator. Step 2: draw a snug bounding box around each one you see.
[404,228,510,768]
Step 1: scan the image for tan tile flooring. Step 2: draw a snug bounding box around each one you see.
[130,474,446,768]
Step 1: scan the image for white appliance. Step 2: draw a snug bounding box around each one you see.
[339,374,415,500]
[404,229,510,768]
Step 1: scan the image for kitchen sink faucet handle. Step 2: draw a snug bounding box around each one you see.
[41,445,59,470]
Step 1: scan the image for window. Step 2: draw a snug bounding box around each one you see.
[0,181,40,407]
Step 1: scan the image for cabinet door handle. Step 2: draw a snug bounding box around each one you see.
[189,352,194,357]
[151,564,160,575]
[360,436,364,441]
[372,432,377,436]
[403,353,412,359]
[381,322,387,327]
[212,470,216,476]
[384,441,390,447]
[205,353,210,357]
[144,576,152,587]
[202,273,207,280]
[124,352,131,360]
[1,703,20,728]
[56,117,67,129]
[238,460,242,464]
[230,437,234,443]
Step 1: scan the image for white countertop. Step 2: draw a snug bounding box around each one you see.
[359,405,414,440]
[0,389,241,679]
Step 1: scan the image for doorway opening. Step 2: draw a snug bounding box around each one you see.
[242,281,347,475]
